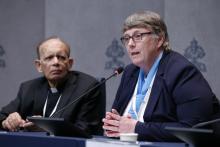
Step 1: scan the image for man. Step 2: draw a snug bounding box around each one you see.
[103,11,217,141]
[0,36,103,135]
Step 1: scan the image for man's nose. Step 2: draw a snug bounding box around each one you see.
[52,56,59,64]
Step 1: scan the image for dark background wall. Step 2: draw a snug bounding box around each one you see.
[0,0,219,111]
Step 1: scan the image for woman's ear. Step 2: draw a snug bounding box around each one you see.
[157,34,165,49]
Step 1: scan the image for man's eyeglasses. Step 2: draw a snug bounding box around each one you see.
[120,32,153,46]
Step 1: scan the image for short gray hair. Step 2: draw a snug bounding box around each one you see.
[122,11,171,50]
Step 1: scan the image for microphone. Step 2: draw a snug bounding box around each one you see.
[193,118,220,128]
[50,67,124,118]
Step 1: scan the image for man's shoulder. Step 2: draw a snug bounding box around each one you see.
[20,77,46,87]
[69,71,98,83]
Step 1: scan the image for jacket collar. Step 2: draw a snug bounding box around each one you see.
[143,50,170,120]
[119,66,139,115]
[54,71,78,117]
[124,50,170,119]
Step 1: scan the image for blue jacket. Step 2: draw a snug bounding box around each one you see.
[112,50,216,141]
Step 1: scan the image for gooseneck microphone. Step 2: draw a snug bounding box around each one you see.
[193,118,220,128]
[50,67,124,118]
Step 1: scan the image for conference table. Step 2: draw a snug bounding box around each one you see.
[0,131,190,147]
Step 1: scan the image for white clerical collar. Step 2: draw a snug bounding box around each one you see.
[50,87,58,93]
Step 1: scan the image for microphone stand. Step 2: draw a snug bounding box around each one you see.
[50,67,123,118]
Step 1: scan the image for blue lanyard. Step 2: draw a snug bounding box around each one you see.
[129,52,163,119]
[137,52,163,97]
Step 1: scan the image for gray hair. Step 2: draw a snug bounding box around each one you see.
[122,11,171,50]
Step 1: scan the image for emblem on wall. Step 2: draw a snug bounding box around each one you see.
[184,38,206,72]
[105,38,125,70]
[0,44,6,68]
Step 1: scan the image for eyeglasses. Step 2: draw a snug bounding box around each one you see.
[120,32,153,46]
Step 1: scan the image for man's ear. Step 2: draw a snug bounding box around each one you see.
[68,58,74,70]
[34,59,42,72]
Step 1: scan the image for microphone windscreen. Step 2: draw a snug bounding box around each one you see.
[115,67,124,75]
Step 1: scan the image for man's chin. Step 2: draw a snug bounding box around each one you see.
[49,75,66,82]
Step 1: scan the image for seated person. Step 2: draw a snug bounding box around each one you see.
[0,36,103,135]
[103,10,217,141]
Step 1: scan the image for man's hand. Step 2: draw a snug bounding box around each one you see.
[102,109,137,137]
[2,112,25,131]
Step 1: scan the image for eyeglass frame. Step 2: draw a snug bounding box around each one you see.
[120,32,153,46]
